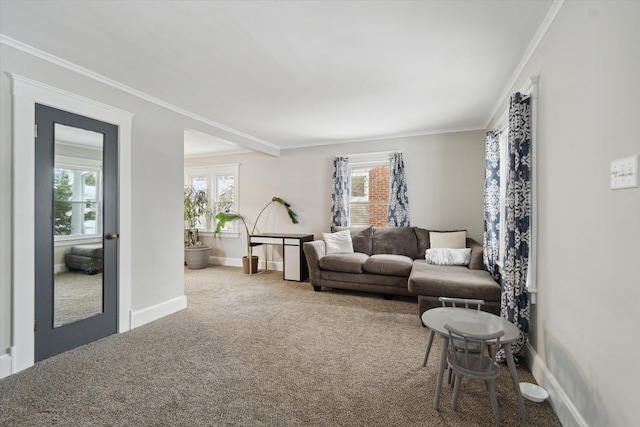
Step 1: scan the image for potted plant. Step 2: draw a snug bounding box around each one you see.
[214,197,298,274]
[184,186,215,269]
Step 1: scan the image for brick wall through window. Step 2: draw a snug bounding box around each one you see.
[349,165,389,227]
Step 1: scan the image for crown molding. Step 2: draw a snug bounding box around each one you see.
[282,125,485,150]
[1,34,279,154]
[483,0,564,129]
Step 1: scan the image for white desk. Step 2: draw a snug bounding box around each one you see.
[421,307,527,421]
[249,233,314,282]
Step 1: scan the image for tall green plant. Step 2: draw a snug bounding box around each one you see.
[184,186,214,247]
[214,197,299,270]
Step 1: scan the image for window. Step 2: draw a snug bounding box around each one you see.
[347,155,390,227]
[54,156,102,241]
[492,77,538,302]
[185,164,239,235]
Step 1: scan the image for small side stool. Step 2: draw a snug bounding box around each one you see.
[65,244,103,275]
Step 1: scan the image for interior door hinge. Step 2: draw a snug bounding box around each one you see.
[34,124,38,138]
[34,319,37,332]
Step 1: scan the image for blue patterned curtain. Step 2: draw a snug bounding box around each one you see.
[387,153,410,227]
[497,92,531,362]
[483,131,501,281]
[330,156,350,227]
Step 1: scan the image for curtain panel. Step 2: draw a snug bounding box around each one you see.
[330,156,350,227]
[497,92,531,362]
[387,153,410,227]
[483,131,501,281]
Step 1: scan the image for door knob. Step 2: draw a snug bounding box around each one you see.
[105,232,119,240]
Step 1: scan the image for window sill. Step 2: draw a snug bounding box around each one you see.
[54,235,102,247]
[199,230,240,239]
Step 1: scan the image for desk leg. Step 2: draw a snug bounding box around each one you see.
[504,345,527,421]
[434,336,449,410]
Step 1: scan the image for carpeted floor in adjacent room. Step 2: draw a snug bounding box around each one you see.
[0,266,561,426]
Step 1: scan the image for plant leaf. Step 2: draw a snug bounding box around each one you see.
[214,211,244,235]
[271,196,299,224]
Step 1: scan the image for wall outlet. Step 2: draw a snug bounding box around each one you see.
[610,154,639,189]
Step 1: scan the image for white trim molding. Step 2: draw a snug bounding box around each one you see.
[525,343,589,427]
[0,351,12,378]
[209,256,283,272]
[8,74,134,376]
[130,296,188,329]
[1,35,279,157]
[523,76,539,304]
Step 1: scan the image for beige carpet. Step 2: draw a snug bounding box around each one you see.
[54,271,103,327]
[0,266,561,426]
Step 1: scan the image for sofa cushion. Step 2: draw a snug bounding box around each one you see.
[319,252,369,273]
[322,230,354,254]
[320,270,410,288]
[364,254,413,277]
[414,227,431,259]
[415,228,467,258]
[408,260,500,302]
[372,227,418,259]
[332,226,373,255]
[466,238,485,270]
[429,230,467,249]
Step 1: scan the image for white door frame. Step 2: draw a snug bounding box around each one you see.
[10,74,134,374]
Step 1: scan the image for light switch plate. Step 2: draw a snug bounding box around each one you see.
[610,154,639,189]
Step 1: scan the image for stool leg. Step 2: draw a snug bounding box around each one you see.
[451,373,462,411]
[487,380,501,424]
[422,330,435,367]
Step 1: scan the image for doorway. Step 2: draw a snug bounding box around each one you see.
[34,104,118,361]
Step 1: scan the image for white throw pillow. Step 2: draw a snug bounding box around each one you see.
[322,230,354,255]
[425,248,472,266]
[429,231,467,249]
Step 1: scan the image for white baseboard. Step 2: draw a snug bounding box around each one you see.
[54,263,69,274]
[0,351,12,379]
[525,343,588,427]
[130,295,187,329]
[209,256,283,271]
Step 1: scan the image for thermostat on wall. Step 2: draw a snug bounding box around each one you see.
[610,154,639,190]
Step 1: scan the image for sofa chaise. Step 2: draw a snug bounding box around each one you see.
[303,226,501,316]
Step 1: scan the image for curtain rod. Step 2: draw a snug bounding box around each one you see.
[334,150,402,158]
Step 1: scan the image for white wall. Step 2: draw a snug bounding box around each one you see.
[487,2,640,425]
[0,42,214,373]
[186,131,486,266]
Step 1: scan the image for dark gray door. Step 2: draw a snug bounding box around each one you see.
[35,104,118,361]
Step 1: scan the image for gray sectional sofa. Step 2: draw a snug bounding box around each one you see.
[302,226,501,316]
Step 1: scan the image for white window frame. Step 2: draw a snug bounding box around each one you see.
[344,151,395,228]
[349,168,370,202]
[53,154,103,246]
[184,163,240,238]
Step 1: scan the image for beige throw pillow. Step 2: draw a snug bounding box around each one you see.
[322,230,354,254]
[429,231,467,249]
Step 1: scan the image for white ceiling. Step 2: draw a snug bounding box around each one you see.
[0,0,556,155]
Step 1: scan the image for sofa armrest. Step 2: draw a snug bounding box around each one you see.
[303,240,326,289]
[466,238,484,270]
